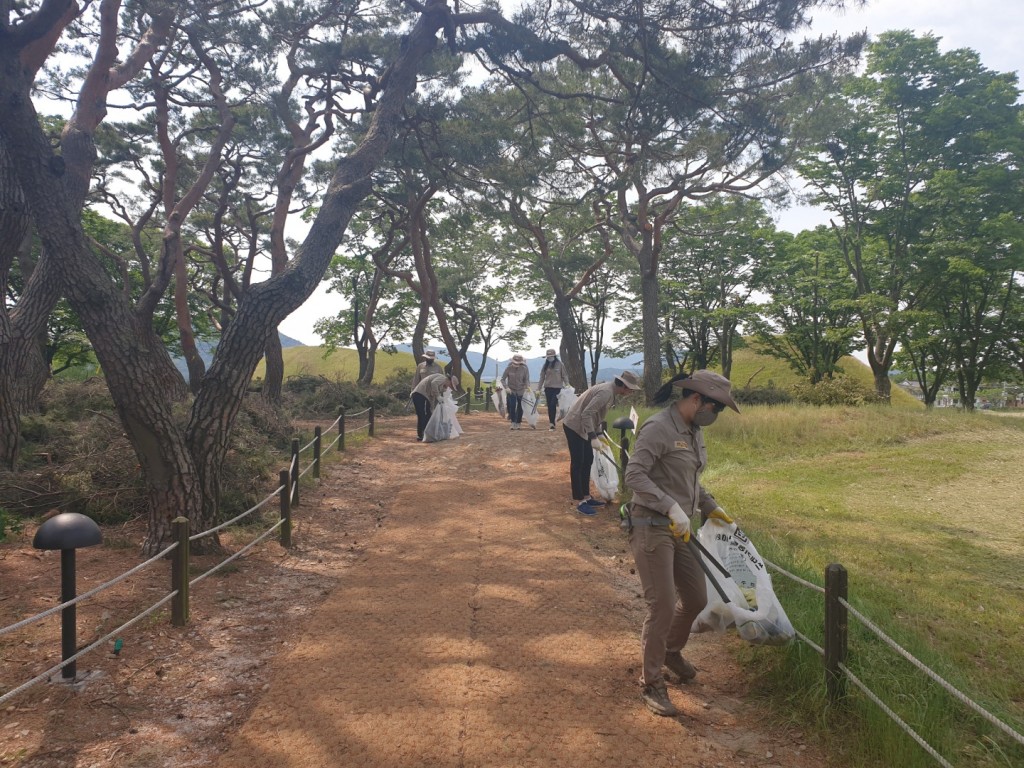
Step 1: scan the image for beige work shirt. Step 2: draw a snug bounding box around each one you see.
[537,360,570,389]
[624,404,719,520]
[563,381,616,440]
[412,373,449,405]
[411,360,443,393]
[501,364,531,395]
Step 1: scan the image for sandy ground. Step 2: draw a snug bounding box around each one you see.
[1,412,822,767]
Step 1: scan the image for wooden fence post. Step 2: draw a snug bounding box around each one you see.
[824,562,848,703]
[279,469,292,548]
[171,517,190,627]
[290,438,300,508]
[369,405,375,437]
[485,386,491,412]
[464,394,471,415]
[313,426,322,480]
[339,409,346,452]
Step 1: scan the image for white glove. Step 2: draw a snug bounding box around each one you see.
[667,503,691,541]
[591,437,604,451]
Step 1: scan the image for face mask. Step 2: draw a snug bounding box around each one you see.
[693,410,718,427]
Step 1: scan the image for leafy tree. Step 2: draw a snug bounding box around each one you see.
[614,196,774,379]
[799,31,1023,401]
[751,228,861,384]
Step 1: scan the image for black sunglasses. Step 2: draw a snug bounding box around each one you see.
[700,396,726,413]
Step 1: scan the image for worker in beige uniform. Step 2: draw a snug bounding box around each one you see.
[410,351,445,440]
[624,369,739,717]
[537,349,571,430]
[501,354,532,430]
[562,370,642,514]
[411,372,455,442]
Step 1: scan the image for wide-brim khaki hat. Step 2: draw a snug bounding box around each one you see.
[545,349,556,359]
[674,369,740,412]
[511,354,526,365]
[616,370,643,390]
[422,351,436,361]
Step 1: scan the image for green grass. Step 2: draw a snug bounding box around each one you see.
[606,401,1024,767]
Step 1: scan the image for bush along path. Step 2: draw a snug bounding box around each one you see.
[208,413,824,768]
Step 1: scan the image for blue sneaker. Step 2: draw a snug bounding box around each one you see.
[584,497,606,507]
[577,501,599,516]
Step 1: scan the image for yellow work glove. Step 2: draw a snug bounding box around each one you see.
[667,503,691,542]
[705,506,733,525]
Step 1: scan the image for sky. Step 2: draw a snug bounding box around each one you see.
[278,0,1024,355]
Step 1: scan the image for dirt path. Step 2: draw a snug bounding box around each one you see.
[1,411,822,767]
[211,413,821,768]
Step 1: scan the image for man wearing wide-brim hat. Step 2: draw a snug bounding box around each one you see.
[562,369,643,514]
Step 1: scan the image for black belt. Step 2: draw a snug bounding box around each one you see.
[619,502,671,530]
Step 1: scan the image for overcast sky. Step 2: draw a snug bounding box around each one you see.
[281,0,1023,351]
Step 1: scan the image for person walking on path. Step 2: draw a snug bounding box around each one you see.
[537,349,571,431]
[623,369,740,717]
[410,351,444,436]
[411,372,456,442]
[562,370,642,514]
[501,354,531,431]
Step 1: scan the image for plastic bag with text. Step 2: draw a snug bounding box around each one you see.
[691,518,795,646]
[522,389,539,429]
[590,450,618,501]
[556,387,577,421]
[423,392,463,443]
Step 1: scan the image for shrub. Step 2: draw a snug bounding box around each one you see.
[791,376,885,406]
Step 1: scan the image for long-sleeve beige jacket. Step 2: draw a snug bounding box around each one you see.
[501,364,531,395]
[624,404,719,520]
[562,381,615,440]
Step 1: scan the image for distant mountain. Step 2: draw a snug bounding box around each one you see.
[172,332,304,377]
[394,343,643,384]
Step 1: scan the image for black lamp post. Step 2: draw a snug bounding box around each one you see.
[32,512,103,680]
[611,416,635,493]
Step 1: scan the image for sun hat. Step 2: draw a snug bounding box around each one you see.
[545,349,556,359]
[616,370,643,390]
[511,354,526,365]
[673,369,740,412]
[422,351,436,361]
[449,375,460,388]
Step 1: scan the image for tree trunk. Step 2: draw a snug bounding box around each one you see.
[553,294,586,390]
[639,268,662,401]
[0,143,57,468]
[263,329,284,402]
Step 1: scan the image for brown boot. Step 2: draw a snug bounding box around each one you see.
[663,651,697,683]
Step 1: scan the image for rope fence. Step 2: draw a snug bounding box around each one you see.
[765,557,1024,765]
[0,404,377,706]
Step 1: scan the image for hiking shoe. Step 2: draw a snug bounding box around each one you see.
[664,651,697,683]
[549,423,556,430]
[583,497,606,507]
[577,501,599,516]
[640,682,679,717]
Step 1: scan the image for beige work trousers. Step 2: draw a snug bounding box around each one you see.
[628,522,708,686]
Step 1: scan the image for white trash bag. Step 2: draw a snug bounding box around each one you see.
[590,449,619,501]
[491,383,506,418]
[691,517,795,646]
[556,387,577,421]
[423,392,463,443]
[522,389,539,429]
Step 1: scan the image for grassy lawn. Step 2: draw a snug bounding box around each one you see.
[608,402,1024,768]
